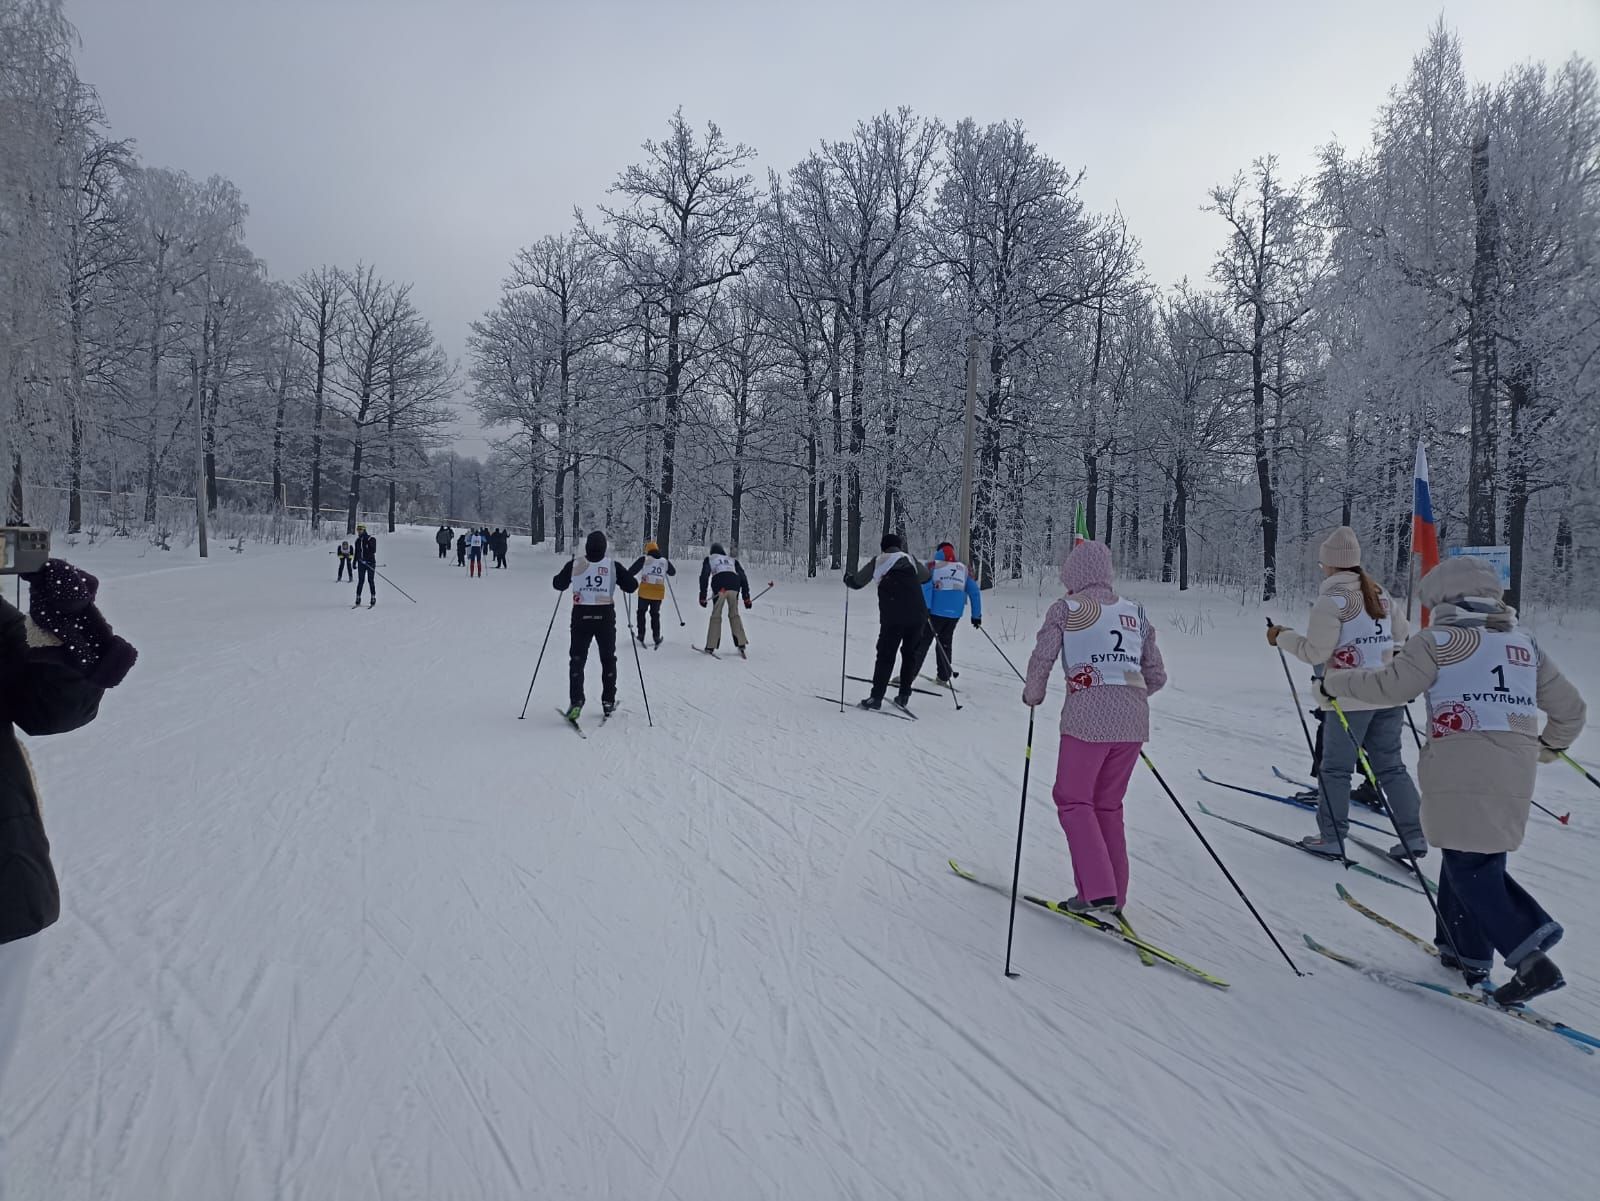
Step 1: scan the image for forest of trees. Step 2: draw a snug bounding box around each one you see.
[0,1,457,542]
[469,25,1599,608]
[6,2,1596,607]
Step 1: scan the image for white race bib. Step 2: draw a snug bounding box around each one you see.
[931,561,969,592]
[571,558,616,606]
[641,558,669,585]
[1328,587,1393,670]
[708,554,736,578]
[1426,628,1540,738]
[1060,598,1146,694]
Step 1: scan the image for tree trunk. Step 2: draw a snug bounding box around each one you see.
[1466,130,1501,546]
[1503,364,1532,610]
[1250,298,1278,600]
[309,323,328,530]
[1175,462,1191,592]
[653,305,683,554]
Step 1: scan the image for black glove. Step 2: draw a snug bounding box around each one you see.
[23,559,137,688]
[971,618,982,629]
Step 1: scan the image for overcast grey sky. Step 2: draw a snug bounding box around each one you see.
[66,0,1599,456]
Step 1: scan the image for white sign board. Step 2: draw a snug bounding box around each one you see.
[1447,545,1512,590]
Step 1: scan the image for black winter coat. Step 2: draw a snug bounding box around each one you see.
[1,597,104,944]
[845,552,931,625]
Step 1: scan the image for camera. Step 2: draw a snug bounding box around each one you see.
[0,527,50,575]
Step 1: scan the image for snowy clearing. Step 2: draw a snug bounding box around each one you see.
[6,527,1598,1200]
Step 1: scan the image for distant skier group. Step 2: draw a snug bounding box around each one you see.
[435,525,510,575]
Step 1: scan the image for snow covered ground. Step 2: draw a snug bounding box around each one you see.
[6,527,1598,1200]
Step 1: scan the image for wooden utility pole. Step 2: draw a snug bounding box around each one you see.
[191,352,208,558]
[958,333,978,565]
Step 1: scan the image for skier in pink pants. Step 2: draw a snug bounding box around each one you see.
[1022,540,1167,915]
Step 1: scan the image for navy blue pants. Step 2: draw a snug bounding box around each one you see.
[1434,849,1561,974]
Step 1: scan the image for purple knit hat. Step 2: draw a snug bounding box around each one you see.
[1060,540,1113,594]
[24,559,138,688]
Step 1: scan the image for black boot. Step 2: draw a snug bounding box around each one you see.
[858,696,882,710]
[1492,951,1564,1006]
[1437,948,1490,989]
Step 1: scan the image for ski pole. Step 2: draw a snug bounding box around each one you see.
[667,578,686,627]
[1326,697,1466,969]
[1267,617,1348,865]
[628,609,654,727]
[751,581,776,602]
[518,593,563,719]
[1142,752,1305,977]
[1003,709,1036,979]
[1557,750,1599,792]
[979,625,1026,684]
[375,570,415,603]
[925,618,962,712]
[837,588,850,712]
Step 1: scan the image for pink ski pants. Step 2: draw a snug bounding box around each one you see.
[1051,735,1141,908]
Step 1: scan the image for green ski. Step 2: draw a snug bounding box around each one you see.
[948,860,1228,989]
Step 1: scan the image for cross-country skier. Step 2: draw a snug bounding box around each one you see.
[0,560,136,1132]
[1320,555,1586,1005]
[466,529,485,578]
[491,529,508,569]
[435,525,452,560]
[336,539,355,582]
[1266,527,1425,862]
[698,543,752,657]
[455,532,467,567]
[844,533,932,713]
[924,541,982,687]
[551,531,638,722]
[1022,540,1166,914]
[628,541,676,647]
[352,524,378,607]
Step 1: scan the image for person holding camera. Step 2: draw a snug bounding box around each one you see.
[1,558,136,1121]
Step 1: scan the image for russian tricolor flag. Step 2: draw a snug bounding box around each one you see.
[1413,442,1440,622]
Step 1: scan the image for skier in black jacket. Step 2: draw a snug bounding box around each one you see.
[1,560,135,1102]
[845,533,933,713]
[353,525,378,607]
[552,531,638,721]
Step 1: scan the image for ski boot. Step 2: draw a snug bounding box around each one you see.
[602,701,617,720]
[653,637,663,649]
[368,597,375,608]
[890,694,913,716]
[1297,835,1345,860]
[1063,895,1118,916]
[858,696,883,711]
[561,704,582,725]
[1493,951,1565,1007]
[1437,947,1490,989]
[737,645,748,660]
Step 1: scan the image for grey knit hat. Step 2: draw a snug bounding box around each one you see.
[1319,526,1362,570]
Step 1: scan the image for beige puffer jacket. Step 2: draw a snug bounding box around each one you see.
[1323,558,1586,853]
[1276,571,1409,712]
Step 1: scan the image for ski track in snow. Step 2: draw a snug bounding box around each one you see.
[5,530,1599,1200]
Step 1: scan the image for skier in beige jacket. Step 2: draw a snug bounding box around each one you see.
[1321,555,1586,1006]
[1267,527,1425,862]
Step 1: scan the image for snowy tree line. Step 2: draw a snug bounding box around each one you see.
[0,0,457,542]
[469,23,1598,608]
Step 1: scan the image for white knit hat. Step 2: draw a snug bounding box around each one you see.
[1319,526,1361,570]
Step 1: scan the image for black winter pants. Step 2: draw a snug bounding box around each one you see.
[636,597,662,642]
[355,564,376,600]
[569,610,618,709]
[338,559,353,581]
[437,543,448,559]
[930,615,960,681]
[871,620,932,701]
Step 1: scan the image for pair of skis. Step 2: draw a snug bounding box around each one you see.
[810,695,917,721]
[1312,885,1598,1054]
[1194,800,1430,896]
[556,705,620,739]
[948,860,1228,989]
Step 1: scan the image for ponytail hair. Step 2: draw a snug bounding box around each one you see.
[1354,567,1386,620]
